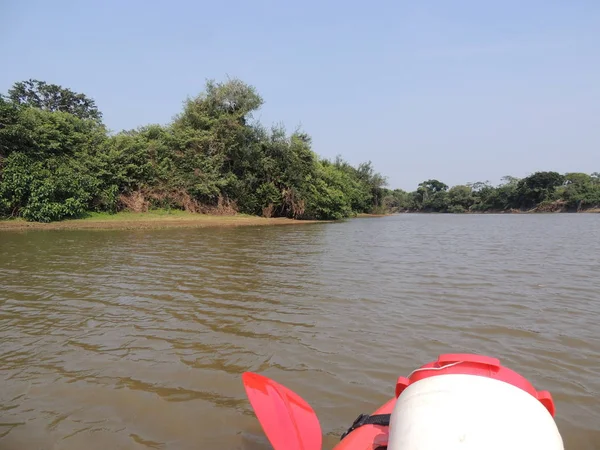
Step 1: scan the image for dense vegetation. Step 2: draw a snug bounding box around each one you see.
[1,79,597,223]
[381,172,600,214]
[0,79,387,222]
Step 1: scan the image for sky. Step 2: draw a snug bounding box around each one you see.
[1,0,599,190]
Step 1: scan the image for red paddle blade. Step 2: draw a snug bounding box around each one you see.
[242,372,322,450]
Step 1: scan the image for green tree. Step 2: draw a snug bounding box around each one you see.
[470,176,520,211]
[382,188,411,212]
[558,172,600,210]
[564,172,592,186]
[0,106,106,221]
[0,98,30,159]
[447,185,474,212]
[331,156,374,212]
[412,179,449,211]
[354,161,388,211]
[6,79,102,122]
[515,171,565,208]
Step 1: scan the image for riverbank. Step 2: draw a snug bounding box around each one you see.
[394,207,600,214]
[355,213,390,218]
[0,211,325,231]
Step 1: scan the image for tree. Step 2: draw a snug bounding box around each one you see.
[515,171,565,208]
[6,79,102,122]
[419,179,448,193]
[468,181,491,192]
[382,189,411,212]
[356,161,388,210]
[411,179,449,211]
[447,185,474,211]
[564,172,592,186]
[501,175,520,186]
[175,78,263,129]
[0,97,29,158]
[558,172,600,209]
[0,107,106,221]
[332,156,379,212]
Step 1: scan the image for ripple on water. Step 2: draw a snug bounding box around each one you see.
[0,215,599,449]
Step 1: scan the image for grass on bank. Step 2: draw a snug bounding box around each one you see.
[0,209,324,231]
[76,210,258,222]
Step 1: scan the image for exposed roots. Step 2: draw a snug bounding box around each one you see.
[118,191,149,212]
[533,200,568,213]
[199,195,238,216]
[117,190,238,215]
[281,188,305,218]
[262,203,274,218]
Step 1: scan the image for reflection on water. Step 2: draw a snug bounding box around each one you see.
[1,215,599,449]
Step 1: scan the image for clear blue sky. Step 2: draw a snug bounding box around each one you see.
[2,0,599,190]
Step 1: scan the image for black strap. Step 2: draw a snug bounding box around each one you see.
[340,413,391,440]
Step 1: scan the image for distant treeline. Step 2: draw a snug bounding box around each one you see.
[382,173,600,213]
[0,79,387,222]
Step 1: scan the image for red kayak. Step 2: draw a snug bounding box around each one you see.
[243,353,564,450]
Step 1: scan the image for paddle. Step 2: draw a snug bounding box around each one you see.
[242,371,322,450]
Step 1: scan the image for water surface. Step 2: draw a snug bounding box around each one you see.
[1,214,599,449]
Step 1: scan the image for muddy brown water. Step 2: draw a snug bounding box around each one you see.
[1,214,599,449]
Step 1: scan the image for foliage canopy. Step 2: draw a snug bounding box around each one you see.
[0,78,387,222]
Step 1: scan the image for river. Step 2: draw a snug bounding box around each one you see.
[0,214,598,449]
